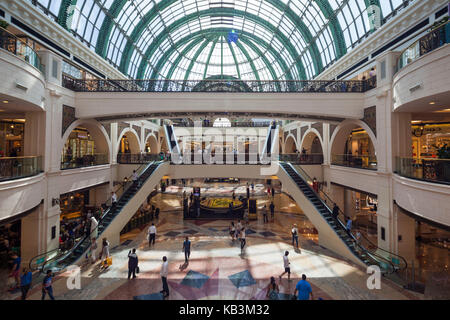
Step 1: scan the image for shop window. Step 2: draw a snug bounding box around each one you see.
[411,122,450,159]
[0,121,25,157]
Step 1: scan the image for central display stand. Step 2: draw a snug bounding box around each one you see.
[184,197,247,220]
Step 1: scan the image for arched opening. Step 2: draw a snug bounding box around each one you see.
[301,131,323,155]
[300,131,324,163]
[118,130,140,154]
[61,124,109,169]
[213,118,231,128]
[145,135,159,154]
[331,122,377,170]
[284,135,297,154]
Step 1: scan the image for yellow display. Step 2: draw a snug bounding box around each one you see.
[200,198,243,208]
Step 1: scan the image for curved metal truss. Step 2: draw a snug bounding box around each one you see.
[32,0,410,80]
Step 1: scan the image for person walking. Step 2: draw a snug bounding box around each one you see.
[182,237,191,263]
[346,217,353,234]
[148,223,156,247]
[90,216,98,240]
[240,226,246,254]
[160,256,169,298]
[232,190,236,200]
[100,238,110,268]
[250,182,254,193]
[312,177,319,193]
[229,222,236,241]
[9,252,21,289]
[294,274,313,300]
[269,202,275,221]
[127,249,138,279]
[266,276,280,300]
[291,224,299,248]
[20,267,32,300]
[155,207,160,220]
[236,220,242,241]
[279,251,291,281]
[132,170,139,187]
[246,184,250,199]
[271,187,275,198]
[41,270,55,300]
[262,205,268,223]
[332,203,340,220]
[111,191,118,209]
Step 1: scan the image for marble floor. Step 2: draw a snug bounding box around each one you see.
[2,190,422,300]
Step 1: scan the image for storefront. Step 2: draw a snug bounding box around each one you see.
[118,135,132,154]
[61,127,96,167]
[411,122,450,159]
[0,120,25,157]
[343,128,377,168]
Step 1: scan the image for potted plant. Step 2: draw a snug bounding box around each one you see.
[0,20,9,29]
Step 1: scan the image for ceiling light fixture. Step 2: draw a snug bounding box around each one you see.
[429,101,435,105]
[2,100,8,104]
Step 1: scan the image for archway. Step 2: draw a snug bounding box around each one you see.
[61,120,110,169]
[284,135,297,154]
[144,134,159,154]
[301,130,324,155]
[117,129,141,155]
[330,120,377,169]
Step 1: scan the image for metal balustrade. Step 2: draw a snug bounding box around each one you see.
[62,74,377,93]
[395,157,450,185]
[0,156,43,181]
[61,153,109,170]
[331,154,377,170]
[0,27,44,72]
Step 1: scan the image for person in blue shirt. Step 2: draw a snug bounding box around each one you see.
[294,274,313,300]
[41,270,55,300]
[10,252,21,289]
[20,267,32,300]
[182,237,191,263]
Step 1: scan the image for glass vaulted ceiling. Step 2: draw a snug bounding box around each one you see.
[30,0,410,80]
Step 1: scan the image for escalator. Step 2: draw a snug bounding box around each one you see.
[279,162,407,274]
[163,124,182,163]
[30,160,168,273]
[260,122,279,163]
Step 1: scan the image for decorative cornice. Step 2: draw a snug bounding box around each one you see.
[316,0,447,80]
[1,0,127,80]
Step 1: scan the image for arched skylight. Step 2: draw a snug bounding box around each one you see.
[30,0,413,80]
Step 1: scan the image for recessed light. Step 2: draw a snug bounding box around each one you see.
[2,100,8,104]
[429,101,435,105]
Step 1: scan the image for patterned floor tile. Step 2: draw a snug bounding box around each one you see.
[228,270,256,288]
[133,292,164,300]
[183,229,199,235]
[180,270,210,289]
[164,231,181,237]
[259,231,276,237]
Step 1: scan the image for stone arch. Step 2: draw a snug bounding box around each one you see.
[117,128,141,155]
[144,133,159,154]
[283,134,298,153]
[60,119,112,164]
[330,119,377,166]
[300,128,324,155]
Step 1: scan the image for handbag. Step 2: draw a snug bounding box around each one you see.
[136,266,140,274]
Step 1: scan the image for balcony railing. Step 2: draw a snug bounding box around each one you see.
[62,74,377,93]
[395,157,450,185]
[61,153,109,170]
[396,21,449,73]
[0,27,43,72]
[117,153,162,164]
[172,120,281,127]
[279,153,324,164]
[0,156,43,182]
[331,154,377,170]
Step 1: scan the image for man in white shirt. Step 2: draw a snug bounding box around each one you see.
[132,170,139,187]
[160,256,169,298]
[240,226,246,253]
[279,251,291,281]
[111,191,117,208]
[148,223,156,247]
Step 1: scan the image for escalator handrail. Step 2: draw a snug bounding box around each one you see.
[281,162,397,273]
[38,161,160,273]
[286,162,407,271]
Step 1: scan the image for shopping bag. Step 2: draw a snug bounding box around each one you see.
[106,257,113,266]
[136,266,140,274]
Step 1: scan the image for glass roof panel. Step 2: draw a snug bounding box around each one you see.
[30,0,415,80]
